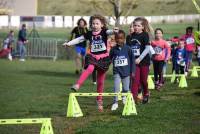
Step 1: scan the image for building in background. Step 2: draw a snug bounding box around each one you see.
[0,0,37,16]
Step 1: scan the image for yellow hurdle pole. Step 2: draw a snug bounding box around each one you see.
[0,118,50,125]
[73,93,129,97]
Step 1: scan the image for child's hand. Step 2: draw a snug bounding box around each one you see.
[135,58,141,64]
[63,42,70,47]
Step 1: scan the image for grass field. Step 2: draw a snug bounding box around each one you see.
[0,59,200,134]
[0,22,198,41]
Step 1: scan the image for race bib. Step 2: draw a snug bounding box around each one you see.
[91,42,106,52]
[178,52,183,59]
[186,37,195,45]
[154,46,163,54]
[131,45,140,56]
[114,58,128,67]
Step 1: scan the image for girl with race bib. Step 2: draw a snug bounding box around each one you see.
[151,28,171,91]
[127,17,152,104]
[63,14,118,112]
[109,30,135,111]
[180,26,195,76]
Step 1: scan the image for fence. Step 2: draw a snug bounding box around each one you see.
[12,38,59,60]
[26,38,58,60]
[0,14,199,28]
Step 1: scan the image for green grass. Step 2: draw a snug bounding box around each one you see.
[0,22,198,40]
[0,59,200,134]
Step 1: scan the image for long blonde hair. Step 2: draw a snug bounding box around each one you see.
[89,14,107,30]
[132,17,154,40]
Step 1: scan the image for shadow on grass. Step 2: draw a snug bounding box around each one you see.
[24,70,114,80]
[24,70,77,78]
[193,91,200,96]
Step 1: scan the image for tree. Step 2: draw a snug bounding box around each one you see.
[90,0,137,26]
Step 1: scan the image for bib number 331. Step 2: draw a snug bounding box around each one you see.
[114,59,128,67]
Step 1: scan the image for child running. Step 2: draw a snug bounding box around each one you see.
[171,36,179,73]
[180,26,195,76]
[151,28,171,90]
[109,30,135,111]
[174,39,186,82]
[63,14,118,112]
[127,17,152,104]
[70,18,88,74]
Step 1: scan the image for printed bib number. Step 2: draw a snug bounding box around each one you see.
[186,37,195,45]
[154,46,163,54]
[114,58,128,67]
[91,43,106,52]
[133,49,140,56]
[178,52,183,59]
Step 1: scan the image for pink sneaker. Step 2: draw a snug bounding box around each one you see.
[97,100,103,112]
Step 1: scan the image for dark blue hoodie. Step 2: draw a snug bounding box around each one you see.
[110,44,135,77]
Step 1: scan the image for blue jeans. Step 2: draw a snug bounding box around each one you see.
[13,41,26,59]
[113,74,130,103]
[18,41,26,59]
[185,51,193,72]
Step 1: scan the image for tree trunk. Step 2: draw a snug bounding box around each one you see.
[114,0,121,27]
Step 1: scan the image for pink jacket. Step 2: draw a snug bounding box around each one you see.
[180,34,195,52]
[151,39,171,61]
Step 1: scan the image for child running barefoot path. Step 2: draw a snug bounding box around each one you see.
[63,14,118,112]
[109,30,135,111]
[127,17,152,104]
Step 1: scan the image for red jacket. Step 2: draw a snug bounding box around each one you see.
[180,34,195,52]
[151,39,171,61]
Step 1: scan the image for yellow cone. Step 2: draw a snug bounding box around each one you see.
[67,93,83,117]
[40,119,54,134]
[148,76,155,89]
[118,83,122,100]
[122,93,137,116]
[178,75,188,88]
[191,67,198,77]
[171,71,176,83]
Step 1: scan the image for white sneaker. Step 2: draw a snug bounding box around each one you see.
[19,59,25,62]
[184,72,188,76]
[8,54,12,61]
[111,103,118,111]
[71,84,79,92]
[93,82,97,85]
[122,96,126,105]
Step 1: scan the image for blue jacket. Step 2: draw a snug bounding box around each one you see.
[18,28,27,42]
[175,47,186,66]
[110,44,135,77]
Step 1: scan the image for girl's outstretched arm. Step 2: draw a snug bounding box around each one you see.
[63,36,85,46]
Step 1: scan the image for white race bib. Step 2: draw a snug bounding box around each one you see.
[154,46,163,55]
[91,42,106,52]
[114,58,128,67]
[133,49,140,56]
[186,37,195,45]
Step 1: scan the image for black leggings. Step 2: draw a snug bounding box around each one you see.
[153,60,164,83]
[175,64,185,74]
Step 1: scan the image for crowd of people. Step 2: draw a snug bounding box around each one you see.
[64,14,200,112]
[0,24,28,61]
